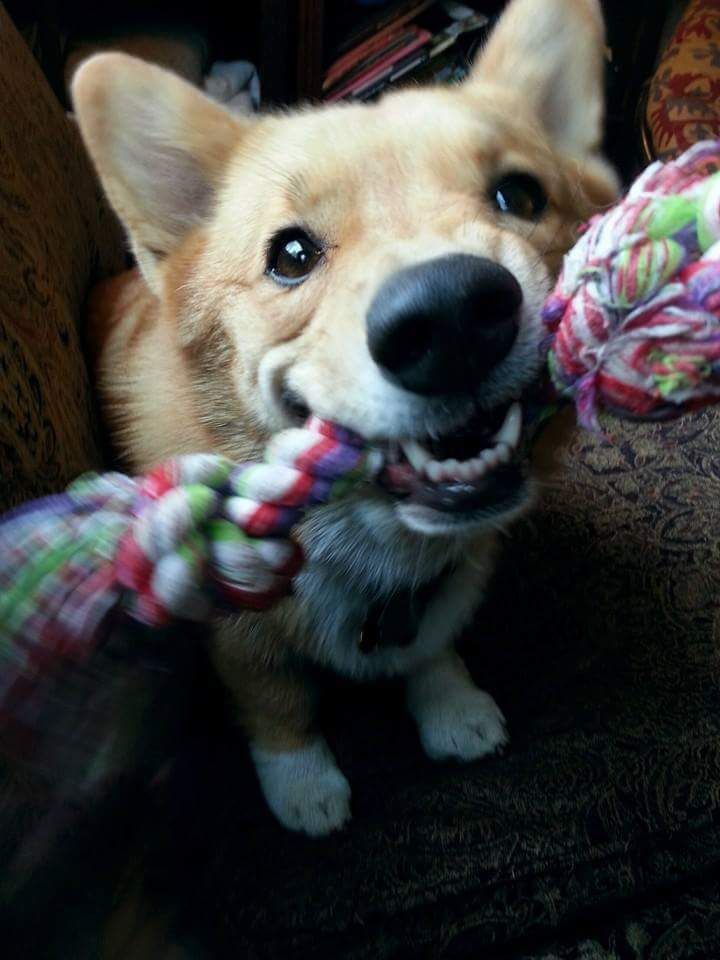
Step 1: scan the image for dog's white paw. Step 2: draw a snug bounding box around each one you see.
[415,686,509,762]
[407,653,509,763]
[250,738,351,836]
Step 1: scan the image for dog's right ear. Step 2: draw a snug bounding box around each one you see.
[468,0,607,158]
[72,53,247,291]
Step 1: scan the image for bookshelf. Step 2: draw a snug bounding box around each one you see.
[261,1,493,105]
[260,0,672,178]
[298,0,325,100]
[259,0,325,104]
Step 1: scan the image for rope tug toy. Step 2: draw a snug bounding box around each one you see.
[0,417,379,642]
[544,139,720,430]
[0,419,379,783]
[2,140,720,805]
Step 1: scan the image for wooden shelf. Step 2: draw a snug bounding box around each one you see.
[259,0,324,103]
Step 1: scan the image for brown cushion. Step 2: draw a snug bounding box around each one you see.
[647,0,720,161]
[185,409,720,958]
[0,3,124,512]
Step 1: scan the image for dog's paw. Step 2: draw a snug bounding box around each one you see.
[415,687,509,762]
[250,738,351,836]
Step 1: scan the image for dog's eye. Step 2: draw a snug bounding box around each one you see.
[267,229,323,285]
[490,173,547,219]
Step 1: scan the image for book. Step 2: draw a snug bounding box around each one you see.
[326,27,432,102]
[378,12,491,93]
[397,44,463,87]
[324,27,418,98]
[327,5,492,105]
[389,46,431,82]
[325,0,437,86]
[354,48,430,101]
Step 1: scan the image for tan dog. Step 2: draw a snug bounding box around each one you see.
[72,0,617,835]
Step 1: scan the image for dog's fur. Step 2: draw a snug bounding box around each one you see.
[73,0,617,834]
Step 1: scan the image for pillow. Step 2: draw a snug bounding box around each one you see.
[0,5,125,511]
[647,0,720,160]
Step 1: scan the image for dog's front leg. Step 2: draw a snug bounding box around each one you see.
[238,662,351,836]
[406,649,508,762]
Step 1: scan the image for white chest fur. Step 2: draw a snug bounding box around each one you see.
[291,493,499,679]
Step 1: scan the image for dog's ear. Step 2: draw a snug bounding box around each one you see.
[72,53,247,290]
[468,0,606,156]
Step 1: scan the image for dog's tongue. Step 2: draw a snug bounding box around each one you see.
[382,461,417,492]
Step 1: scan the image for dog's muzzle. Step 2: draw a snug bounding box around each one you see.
[366,253,522,396]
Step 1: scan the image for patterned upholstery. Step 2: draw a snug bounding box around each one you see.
[0,3,719,958]
[181,409,720,959]
[0,4,124,513]
[647,0,720,160]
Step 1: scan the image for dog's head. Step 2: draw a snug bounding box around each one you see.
[73,0,617,538]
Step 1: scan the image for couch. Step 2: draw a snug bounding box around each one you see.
[1,3,719,957]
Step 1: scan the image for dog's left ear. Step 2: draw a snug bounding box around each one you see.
[468,0,607,156]
[72,53,248,292]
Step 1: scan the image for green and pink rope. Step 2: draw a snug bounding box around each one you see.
[544,138,720,429]
[2,139,720,779]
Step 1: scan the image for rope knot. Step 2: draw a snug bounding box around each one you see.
[545,139,720,429]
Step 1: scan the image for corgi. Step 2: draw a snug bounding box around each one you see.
[72,0,617,835]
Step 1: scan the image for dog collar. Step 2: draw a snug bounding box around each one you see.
[358,566,454,654]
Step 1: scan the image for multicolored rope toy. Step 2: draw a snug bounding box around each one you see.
[3,139,720,806]
[544,139,720,431]
[4,141,720,662]
[0,418,379,779]
[0,416,380,642]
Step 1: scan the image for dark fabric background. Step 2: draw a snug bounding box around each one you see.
[157,411,719,959]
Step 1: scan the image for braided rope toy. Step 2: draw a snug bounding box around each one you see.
[0,418,380,772]
[544,139,720,430]
[2,140,720,798]
[4,140,720,654]
[0,417,380,642]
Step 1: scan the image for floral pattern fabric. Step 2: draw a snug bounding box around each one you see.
[647,0,720,159]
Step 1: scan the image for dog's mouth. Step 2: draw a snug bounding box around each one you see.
[376,400,528,516]
[280,382,544,524]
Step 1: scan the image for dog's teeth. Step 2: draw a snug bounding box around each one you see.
[434,459,458,482]
[493,402,522,448]
[466,458,486,480]
[495,442,512,464]
[425,454,500,484]
[425,445,510,484]
[443,458,461,479]
[400,438,431,472]
[425,458,462,482]
[426,460,444,483]
[481,447,500,469]
[456,461,475,481]
[455,458,483,481]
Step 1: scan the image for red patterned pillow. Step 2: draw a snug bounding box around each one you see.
[647,0,720,160]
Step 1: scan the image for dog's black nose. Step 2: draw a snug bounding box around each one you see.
[366,254,522,395]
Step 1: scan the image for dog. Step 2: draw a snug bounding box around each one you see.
[72,0,618,835]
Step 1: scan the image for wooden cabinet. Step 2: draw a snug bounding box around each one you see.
[259,0,324,103]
